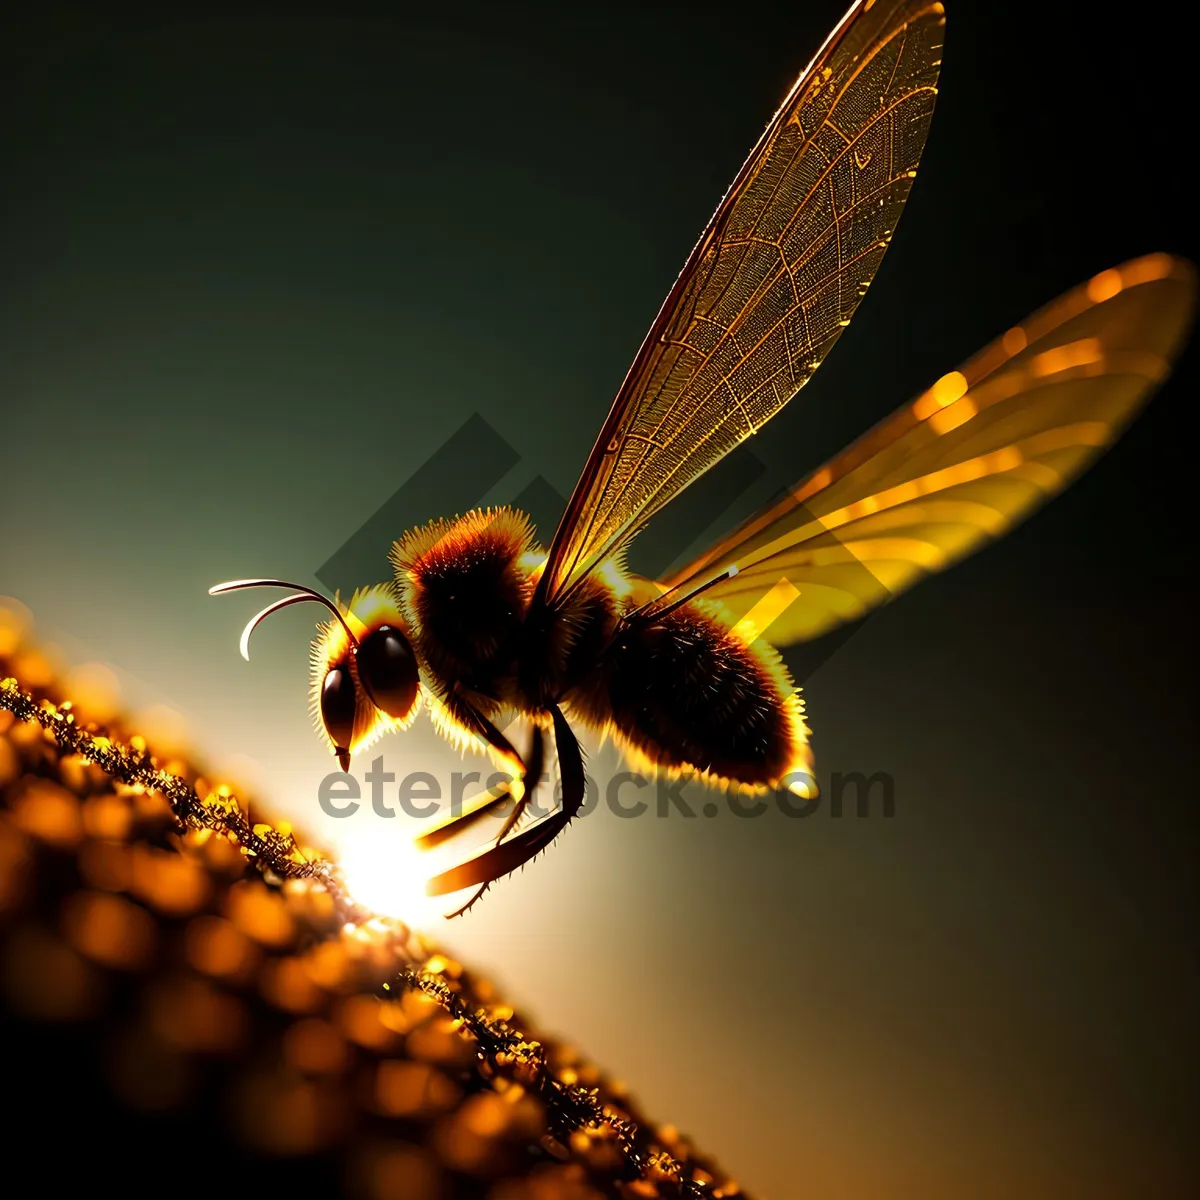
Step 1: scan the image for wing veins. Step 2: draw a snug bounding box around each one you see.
[536,1,946,608]
[642,89,934,449]
[745,14,915,245]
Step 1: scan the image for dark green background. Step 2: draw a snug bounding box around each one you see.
[3,3,1196,1197]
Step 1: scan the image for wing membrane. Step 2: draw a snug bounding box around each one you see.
[661,254,1195,644]
[537,0,945,607]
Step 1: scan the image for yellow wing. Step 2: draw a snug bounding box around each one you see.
[660,254,1195,644]
[536,0,945,609]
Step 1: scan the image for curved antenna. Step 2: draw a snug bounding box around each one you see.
[209,578,359,652]
[236,593,348,661]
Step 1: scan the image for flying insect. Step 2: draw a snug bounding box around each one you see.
[212,0,1195,914]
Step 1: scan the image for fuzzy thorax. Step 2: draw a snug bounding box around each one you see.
[390,508,539,687]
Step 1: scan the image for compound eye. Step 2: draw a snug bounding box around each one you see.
[356,625,420,720]
[320,664,357,763]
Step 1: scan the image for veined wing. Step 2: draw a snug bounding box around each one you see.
[536,0,945,609]
[660,254,1195,645]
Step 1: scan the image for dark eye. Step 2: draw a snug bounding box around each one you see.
[356,625,420,719]
[320,665,357,756]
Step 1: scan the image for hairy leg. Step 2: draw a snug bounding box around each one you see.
[427,704,585,898]
[443,727,547,919]
[416,717,544,852]
[442,684,527,781]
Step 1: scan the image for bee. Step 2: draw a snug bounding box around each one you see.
[213,0,1194,915]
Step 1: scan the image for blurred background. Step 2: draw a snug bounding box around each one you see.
[2,2,1196,1197]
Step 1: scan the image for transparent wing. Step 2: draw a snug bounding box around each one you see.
[659,254,1195,645]
[537,0,945,608]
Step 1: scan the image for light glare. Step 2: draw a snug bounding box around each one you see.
[338,832,442,928]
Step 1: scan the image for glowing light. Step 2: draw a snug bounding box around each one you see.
[1029,337,1104,378]
[928,394,978,435]
[732,578,800,642]
[1122,252,1175,286]
[913,370,969,419]
[1086,268,1123,303]
[62,662,121,721]
[338,831,443,928]
[0,596,33,656]
[786,773,817,801]
[932,370,968,405]
[1002,326,1028,356]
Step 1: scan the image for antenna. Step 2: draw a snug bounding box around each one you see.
[209,578,359,655]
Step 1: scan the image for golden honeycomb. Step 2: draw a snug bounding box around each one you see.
[1,598,744,1199]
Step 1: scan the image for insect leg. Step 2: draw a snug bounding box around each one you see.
[443,726,547,917]
[426,705,584,897]
[489,724,545,842]
[442,685,528,783]
[416,724,544,851]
